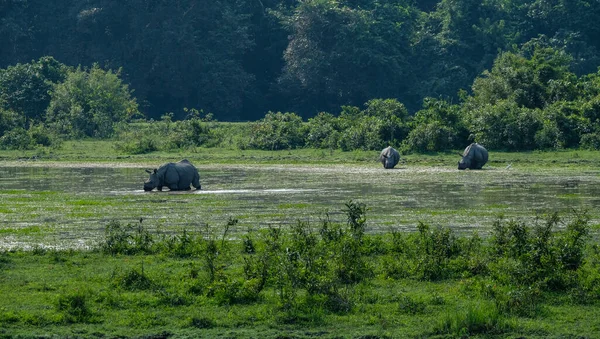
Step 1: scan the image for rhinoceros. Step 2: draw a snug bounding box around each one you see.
[144,159,201,191]
[379,146,400,169]
[458,143,488,170]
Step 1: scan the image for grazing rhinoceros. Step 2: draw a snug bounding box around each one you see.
[458,143,488,170]
[144,159,201,191]
[379,146,400,169]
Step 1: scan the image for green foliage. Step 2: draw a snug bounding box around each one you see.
[460,41,600,151]
[56,290,95,324]
[469,45,576,110]
[3,0,600,127]
[397,294,427,315]
[404,98,468,152]
[0,56,68,122]
[413,222,460,281]
[0,127,34,150]
[101,220,153,255]
[247,112,305,150]
[305,112,341,149]
[113,267,155,291]
[0,107,24,137]
[335,100,411,151]
[466,101,543,150]
[488,211,591,309]
[2,206,600,337]
[277,0,418,113]
[114,111,216,153]
[113,128,159,154]
[436,302,507,337]
[580,130,600,150]
[46,64,138,138]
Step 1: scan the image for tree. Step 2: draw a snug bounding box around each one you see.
[0,56,69,123]
[277,0,418,116]
[46,64,139,138]
[403,98,468,152]
[247,112,305,150]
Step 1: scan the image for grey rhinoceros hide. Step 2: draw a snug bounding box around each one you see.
[144,159,201,191]
[458,143,488,170]
[379,146,400,169]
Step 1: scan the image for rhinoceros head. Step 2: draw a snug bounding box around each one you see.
[458,155,471,170]
[144,169,159,191]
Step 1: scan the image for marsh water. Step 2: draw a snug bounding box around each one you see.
[1,164,599,249]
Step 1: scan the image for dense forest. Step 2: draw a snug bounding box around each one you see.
[2,0,600,152]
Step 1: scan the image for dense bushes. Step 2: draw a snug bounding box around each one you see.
[4,39,600,153]
[0,56,68,123]
[462,41,600,151]
[246,112,305,150]
[0,58,139,149]
[113,111,217,154]
[98,204,597,327]
[46,64,138,138]
[402,98,469,152]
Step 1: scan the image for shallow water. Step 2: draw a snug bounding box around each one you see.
[0,165,599,249]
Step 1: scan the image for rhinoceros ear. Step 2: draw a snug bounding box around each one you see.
[153,168,157,174]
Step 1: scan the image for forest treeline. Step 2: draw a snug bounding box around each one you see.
[2,0,600,152]
[2,0,600,121]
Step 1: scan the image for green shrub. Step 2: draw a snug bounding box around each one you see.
[403,121,459,152]
[206,275,262,305]
[188,316,216,329]
[56,290,95,323]
[0,56,69,122]
[337,116,388,151]
[467,101,543,150]
[114,268,155,291]
[247,112,305,150]
[489,212,590,292]
[580,131,600,150]
[0,107,24,136]
[404,98,468,152]
[0,127,33,150]
[412,222,460,281]
[397,294,427,314]
[101,220,154,255]
[46,64,139,138]
[28,124,61,148]
[436,302,508,336]
[113,129,159,154]
[305,112,341,149]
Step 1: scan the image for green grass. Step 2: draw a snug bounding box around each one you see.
[1,142,600,337]
[0,226,42,235]
[1,223,599,338]
[3,138,600,169]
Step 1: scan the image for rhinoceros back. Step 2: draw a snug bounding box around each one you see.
[158,160,201,190]
[380,146,400,169]
[464,143,488,169]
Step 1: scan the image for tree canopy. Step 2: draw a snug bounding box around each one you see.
[2,0,600,121]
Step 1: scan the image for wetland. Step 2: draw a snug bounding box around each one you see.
[1,150,600,338]
[1,161,599,249]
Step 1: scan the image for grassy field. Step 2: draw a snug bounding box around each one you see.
[1,142,600,338]
[1,208,600,338]
[2,139,600,167]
